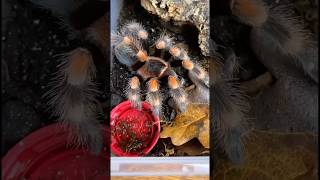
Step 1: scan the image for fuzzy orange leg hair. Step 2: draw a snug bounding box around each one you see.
[127,76,142,110]
[167,75,188,112]
[44,48,102,154]
[111,33,148,67]
[120,21,149,40]
[182,59,209,88]
[146,78,162,116]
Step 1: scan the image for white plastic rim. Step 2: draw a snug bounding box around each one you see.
[110,0,123,32]
[111,156,210,176]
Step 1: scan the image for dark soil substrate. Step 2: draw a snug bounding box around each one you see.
[1,0,108,156]
[2,0,71,156]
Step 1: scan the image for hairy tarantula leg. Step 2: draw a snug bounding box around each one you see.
[211,56,250,164]
[213,79,250,164]
[182,59,209,88]
[230,0,268,27]
[146,78,162,116]
[155,36,191,63]
[43,48,102,154]
[168,76,188,112]
[126,76,142,110]
[120,21,148,40]
[169,46,190,61]
[154,35,188,60]
[155,34,173,58]
[112,33,149,67]
[155,35,173,50]
[231,0,318,83]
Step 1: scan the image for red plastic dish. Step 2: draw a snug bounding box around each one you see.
[2,123,109,180]
[110,101,160,156]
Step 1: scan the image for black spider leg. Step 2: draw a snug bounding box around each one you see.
[210,49,250,164]
[44,47,103,155]
[152,44,172,61]
[162,68,177,77]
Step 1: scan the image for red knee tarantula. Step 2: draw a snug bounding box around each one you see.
[32,0,317,164]
[111,22,209,116]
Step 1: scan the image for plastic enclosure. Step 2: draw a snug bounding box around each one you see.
[111,157,209,176]
[110,0,210,177]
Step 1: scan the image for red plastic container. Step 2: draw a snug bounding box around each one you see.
[2,123,109,180]
[110,101,160,156]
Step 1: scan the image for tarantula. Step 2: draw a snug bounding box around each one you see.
[32,0,108,154]
[210,0,318,164]
[111,22,209,116]
[30,0,317,165]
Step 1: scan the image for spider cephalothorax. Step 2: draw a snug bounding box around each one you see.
[112,22,209,116]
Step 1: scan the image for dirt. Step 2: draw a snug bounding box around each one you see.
[1,0,68,156]
[1,0,108,156]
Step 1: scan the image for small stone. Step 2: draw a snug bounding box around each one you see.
[169,109,176,121]
[22,75,27,80]
[33,19,40,25]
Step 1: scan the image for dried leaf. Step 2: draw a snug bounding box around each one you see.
[214,130,318,180]
[160,104,209,148]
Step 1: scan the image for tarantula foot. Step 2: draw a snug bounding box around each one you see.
[120,21,148,40]
[45,47,102,154]
[169,46,190,61]
[127,76,142,110]
[168,75,188,112]
[182,59,209,88]
[112,34,148,67]
[155,34,173,50]
[146,78,162,116]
